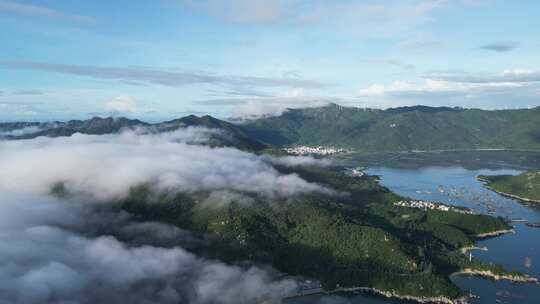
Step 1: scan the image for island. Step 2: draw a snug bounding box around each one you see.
[478,171,540,204]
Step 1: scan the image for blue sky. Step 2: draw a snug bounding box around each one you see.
[0,0,539,121]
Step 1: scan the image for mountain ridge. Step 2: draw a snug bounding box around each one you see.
[241,104,540,152]
[0,115,267,151]
[3,104,540,153]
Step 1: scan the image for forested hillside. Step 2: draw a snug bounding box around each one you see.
[119,165,513,300]
[243,104,540,152]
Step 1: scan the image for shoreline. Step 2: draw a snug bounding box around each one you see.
[459,245,488,254]
[287,268,538,304]
[476,176,540,204]
[328,287,467,304]
[485,188,540,204]
[287,174,538,304]
[474,228,515,238]
[284,286,467,304]
[285,238,531,304]
[451,269,538,283]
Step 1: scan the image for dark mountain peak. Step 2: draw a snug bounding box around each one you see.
[5,114,266,151]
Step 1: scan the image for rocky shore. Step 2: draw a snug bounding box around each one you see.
[474,228,515,238]
[459,246,488,254]
[330,287,468,304]
[452,269,538,283]
[476,176,540,204]
[486,188,540,204]
[314,267,538,304]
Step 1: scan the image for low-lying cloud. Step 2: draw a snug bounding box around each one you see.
[0,128,330,200]
[0,193,297,304]
[0,127,329,303]
[0,125,44,137]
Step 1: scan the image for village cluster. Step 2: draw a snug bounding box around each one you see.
[283,146,348,156]
[394,200,473,214]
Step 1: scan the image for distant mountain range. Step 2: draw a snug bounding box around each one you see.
[3,104,540,152]
[0,115,266,151]
[242,104,540,152]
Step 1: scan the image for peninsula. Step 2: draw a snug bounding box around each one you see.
[478,172,540,204]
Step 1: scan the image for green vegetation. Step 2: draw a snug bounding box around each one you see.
[242,104,540,152]
[6,104,540,152]
[1,115,267,151]
[479,171,540,203]
[120,165,514,300]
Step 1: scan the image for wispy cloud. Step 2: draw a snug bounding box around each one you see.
[356,68,540,109]
[479,42,518,52]
[179,0,449,36]
[12,89,44,95]
[0,0,94,23]
[102,96,156,115]
[180,0,290,25]
[0,61,331,90]
[397,33,444,50]
[196,96,339,118]
[425,69,540,84]
[359,58,416,70]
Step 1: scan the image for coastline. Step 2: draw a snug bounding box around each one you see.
[459,245,488,254]
[298,268,539,304]
[328,287,467,304]
[283,286,467,304]
[474,228,515,238]
[485,188,540,204]
[476,176,540,204]
[451,269,538,283]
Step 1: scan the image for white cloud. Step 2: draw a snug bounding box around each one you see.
[232,100,288,118]
[0,192,298,304]
[0,126,43,137]
[358,80,461,97]
[0,128,334,303]
[0,0,94,23]
[180,0,450,36]
[226,89,337,119]
[356,69,540,109]
[181,0,290,25]
[425,69,540,84]
[0,128,330,200]
[104,96,138,114]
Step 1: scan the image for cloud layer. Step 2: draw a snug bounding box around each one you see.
[0,128,329,303]
[0,61,330,91]
[357,68,540,109]
[0,192,297,304]
[0,128,328,200]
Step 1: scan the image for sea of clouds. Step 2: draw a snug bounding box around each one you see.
[0,127,331,200]
[0,127,331,304]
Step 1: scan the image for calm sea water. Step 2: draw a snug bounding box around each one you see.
[289,152,540,304]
